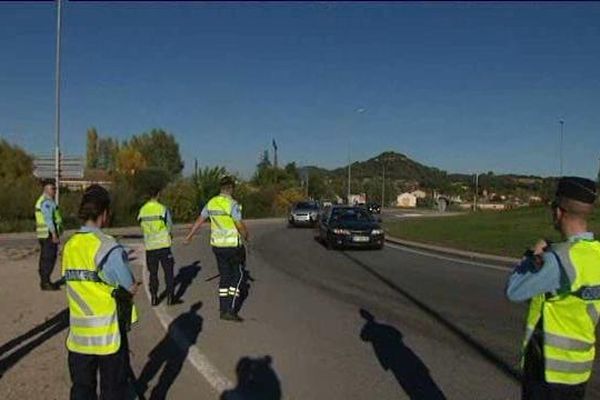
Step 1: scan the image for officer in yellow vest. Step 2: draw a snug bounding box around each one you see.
[137,185,177,306]
[506,177,600,400]
[35,179,63,291]
[62,185,140,400]
[184,176,249,322]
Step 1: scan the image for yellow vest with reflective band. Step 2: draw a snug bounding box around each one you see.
[206,195,241,248]
[34,195,63,239]
[62,231,138,355]
[522,239,600,385]
[138,200,171,251]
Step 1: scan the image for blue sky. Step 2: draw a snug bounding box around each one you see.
[1,2,599,178]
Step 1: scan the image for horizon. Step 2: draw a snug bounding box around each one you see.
[1,2,599,180]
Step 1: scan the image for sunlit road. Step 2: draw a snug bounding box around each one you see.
[132,220,596,400]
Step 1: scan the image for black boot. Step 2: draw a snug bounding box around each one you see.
[220,311,243,322]
[41,282,59,291]
[151,294,159,307]
[167,295,183,306]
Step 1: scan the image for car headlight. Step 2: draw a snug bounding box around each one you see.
[371,229,384,235]
[333,228,351,235]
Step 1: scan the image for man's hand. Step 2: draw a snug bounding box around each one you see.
[51,233,60,244]
[532,239,548,256]
[183,235,193,245]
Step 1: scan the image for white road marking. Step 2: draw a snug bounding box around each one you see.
[385,242,514,272]
[136,245,233,394]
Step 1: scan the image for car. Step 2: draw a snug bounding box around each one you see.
[365,202,381,214]
[318,206,385,250]
[288,201,320,227]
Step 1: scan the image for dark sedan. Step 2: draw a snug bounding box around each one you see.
[365,202,381,214]
[318,206,385,250]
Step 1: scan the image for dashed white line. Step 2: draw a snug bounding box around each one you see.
[135,245,233,394]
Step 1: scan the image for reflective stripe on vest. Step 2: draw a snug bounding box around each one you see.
[522,239,600,385]
[34,195,63,239]
[206,195,240,248]
[138,201,171,251]
[62,231,138,355]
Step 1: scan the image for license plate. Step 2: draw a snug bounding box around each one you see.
[352,236,369,242]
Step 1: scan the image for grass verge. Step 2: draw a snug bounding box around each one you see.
[383,206,600,258]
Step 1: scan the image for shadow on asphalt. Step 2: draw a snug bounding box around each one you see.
[173,261,202,302]
[0,308,69,378]
[135,302,203,400]
[341,252,521,383]
[220,355,282,400]
[360,309,447,400]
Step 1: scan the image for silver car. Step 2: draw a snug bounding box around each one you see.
[288,201,320,227]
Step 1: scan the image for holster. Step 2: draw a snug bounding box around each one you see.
[112,287,133,333]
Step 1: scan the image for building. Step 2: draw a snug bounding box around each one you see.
[396,193,417,208]
[410,190,427,199]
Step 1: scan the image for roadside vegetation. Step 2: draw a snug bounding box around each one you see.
[383,206,600,258]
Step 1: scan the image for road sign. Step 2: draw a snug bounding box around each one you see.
[33,155,84,179]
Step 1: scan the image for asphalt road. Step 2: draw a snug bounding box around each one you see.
[3,220,598,399]
[140,221,600,400]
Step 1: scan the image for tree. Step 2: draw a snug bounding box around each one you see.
[0,140,39,225]
[162,178,198,222]
[128,129,184,178]
[193,165,227,206]
[97,138,111,170]
[86,128,99,169]
[116,146,147,174]
[257,150,271,171]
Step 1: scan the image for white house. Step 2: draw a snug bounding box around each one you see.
[410,190,427,199]
[396,193,417,208]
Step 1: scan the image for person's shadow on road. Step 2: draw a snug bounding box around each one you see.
[136,302,203,400]
[359,309,447,400]
[220,355,281,400]
[172,261,202,302]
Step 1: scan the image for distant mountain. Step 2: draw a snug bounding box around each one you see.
[300,151,553,191]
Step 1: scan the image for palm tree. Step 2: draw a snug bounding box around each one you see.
[193,161,227,207]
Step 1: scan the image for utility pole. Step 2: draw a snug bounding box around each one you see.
[559,119,564,177]
[347,147,351,204]
[474,173,479,211]
[382,162,385,208]
[54,0,63,204]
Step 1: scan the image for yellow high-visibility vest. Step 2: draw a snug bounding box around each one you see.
[62,230,138,355]
[137,200,171,251]
[206,195,241,248]
[522,239,600,385]
[34,195,63,239]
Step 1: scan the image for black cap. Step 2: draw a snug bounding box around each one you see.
[220,176,236,188]
[556,177,597,204]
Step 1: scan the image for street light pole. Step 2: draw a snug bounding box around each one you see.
[474,173,479,211]
[347,145,351,204]
[559,119,564,177]
[54,0,63,204]
[381,161,385,208]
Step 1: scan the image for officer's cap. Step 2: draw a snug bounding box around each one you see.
[220,176,236,188]
[555,177,597,204]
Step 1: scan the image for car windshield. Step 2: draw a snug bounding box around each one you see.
[331,208,373,222]
[295,202,318,210]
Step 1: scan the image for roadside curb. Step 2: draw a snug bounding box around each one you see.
[384,236,520,265]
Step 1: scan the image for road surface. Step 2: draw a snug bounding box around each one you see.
[3,220,599,399]
[135,221,600,399]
